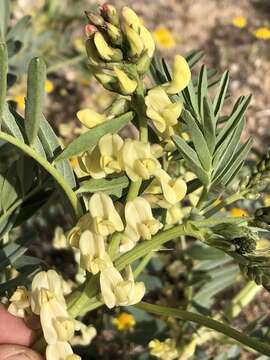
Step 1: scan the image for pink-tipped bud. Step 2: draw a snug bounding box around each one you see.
[85,24,97,37]
[100,3,119,26]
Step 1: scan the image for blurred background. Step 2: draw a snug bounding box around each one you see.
[4,1,270,359]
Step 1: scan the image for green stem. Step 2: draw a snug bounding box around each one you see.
[133,251,154,278]
[108,232,122,260]
[136,301,270,356]
[202,192,246,218]
[126,180,142,201]
[0,42,7,128]
[0,131,83,220]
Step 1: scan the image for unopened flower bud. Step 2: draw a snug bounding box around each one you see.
[85,24,97,38]
[93,69,116,91]
[94,32,123,61]
[85,38,100,66]
[113,67,137,95]
[122,23,144,58]
[100,4,119,26]
[85,11,105,27]
[106,22,123,45]
[107,97,130,116]
[137,51,151,74]
[121,6,141,30]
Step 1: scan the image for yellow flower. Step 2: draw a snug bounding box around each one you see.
[113,67,138,95]
[45,79,54,94]
[70,321,96,346]
[14,95,25,110]
[73,37,85,52]
[79,133,123,179]
[100,265,145,308]
[79,230,112,274]
[232,16,247,29]
[89,192,124,236]
[149,338,178,360]
[162,55,191,95]
[113,312,136,331]
[8,286,29,318]
[153,26,176,49]
[119,139,161,182]
[52,226,68,249]
[67,213,92,248]
[230,207,248,217]
[76,108,107,129]
[121,197,162,252]
[154,169,187,206]
[253,27,270,40]
[264,194,270,206]
[46,341,81,360]
[145,86,183,133]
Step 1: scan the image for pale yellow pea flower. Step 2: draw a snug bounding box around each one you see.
[119,139,161,182]
[100,265,145,308]
[79,133,123,179]
[79,230,112,274]
[70,321,97,346]
[46,341,81,360]
[53,226,68,249]
[121,197,162,252]
[67,213,92,248]
[8,286,30,318]
[38,289,75,344]
[30,269,66,314]
[154,169,187,205]
[89,192,124,236]
[76,108,107,129]
[166,204,186,225]
[149,338,178,360]
[162,55,191,95]
[113,67,138,95]
[145,86,183,133]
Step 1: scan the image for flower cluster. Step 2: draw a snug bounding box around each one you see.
[8,270,84,360]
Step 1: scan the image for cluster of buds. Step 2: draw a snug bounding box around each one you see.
[241,149,270,199]
[84,4,155,94]
[8,270,83,360]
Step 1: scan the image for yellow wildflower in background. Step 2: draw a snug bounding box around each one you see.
[14,95,25,110]
[149,338,178,360]
[153,26,176,49]
[253,27,270,40]
[232,16,247,29]
[112,312,136,331]
[230,207,248,217]
[45,79,54,94]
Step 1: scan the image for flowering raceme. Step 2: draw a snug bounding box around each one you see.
[9,270,80,360]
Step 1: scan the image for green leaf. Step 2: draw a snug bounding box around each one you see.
[213,137,252,187]
[185,49,204,68]
[6,15,31,41]
[38,115,76,188]
[77,175,129,196]
[216,95,251,147]
[0,42,8,126]
[0,233,36,272]
[203,96,216,154]
[0,161,20,212]
[56,111,134,161]
[213,117,245,178]
[182,80,199,119]
[0,0,10,41]
[213,70,229,118]
[25,57,46,145]
[173,135,209,185]
[181,110,212,172]
[198,65,208,119]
